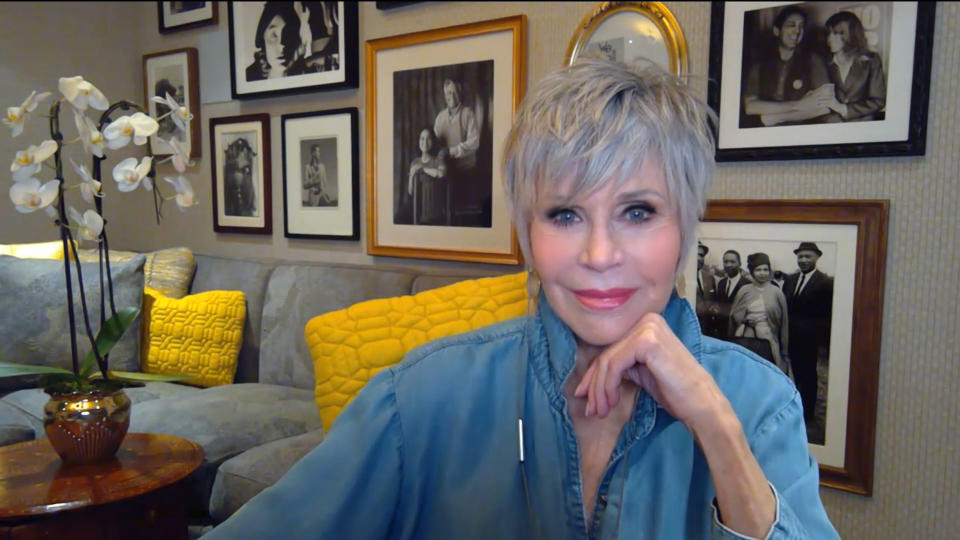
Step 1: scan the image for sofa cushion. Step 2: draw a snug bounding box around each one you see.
[191,255,276,384]
[259,264,418,389]
[0,254,145,392]
[0,400,43,441]
[305,271,527,431]
[208,429,326,522]
[0,424,34,446]
[77,246,196,299]
[0,240,65,259]
[140,287,245,387]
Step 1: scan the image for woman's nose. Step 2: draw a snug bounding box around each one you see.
[578,224,623,270]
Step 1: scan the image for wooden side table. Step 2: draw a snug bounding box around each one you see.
[0,432,203,540]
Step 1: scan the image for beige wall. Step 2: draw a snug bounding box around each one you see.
[1,2,957,537]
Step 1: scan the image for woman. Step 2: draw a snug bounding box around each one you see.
[204,59,837,538]
[729,253,791,378]
[820,10,886,122]
[408,128,448,224]
[302,144,330,206]
[245,2,313,81]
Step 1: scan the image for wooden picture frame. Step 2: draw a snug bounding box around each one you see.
[209,114,272,235]
[683,199,889,495]
[365,15,526,264]
[281,108,360,240]
[143,47,201,159]
[157,1,218,33]
[708,1,935,161]
[565,1,688,77]
[228,2,359,99]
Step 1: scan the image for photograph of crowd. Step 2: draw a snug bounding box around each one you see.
[696,238,835,445]
[739,2,890,128]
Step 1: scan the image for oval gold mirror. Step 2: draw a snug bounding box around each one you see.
[565,2,688,77]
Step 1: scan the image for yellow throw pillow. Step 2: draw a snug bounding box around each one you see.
[140,286,245,387]
[304,272,528,431]
[76,246,196,298]
[0,240,65,259]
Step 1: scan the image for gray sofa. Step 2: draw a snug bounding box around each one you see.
[0,252,517,531]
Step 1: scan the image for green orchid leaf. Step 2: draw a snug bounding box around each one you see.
[108,370,194,383]
[80,306,141,378]
[0,362,75,377]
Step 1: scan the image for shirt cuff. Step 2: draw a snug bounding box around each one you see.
[710,482,780,540]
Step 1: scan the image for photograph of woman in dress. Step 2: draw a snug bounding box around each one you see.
[407,127,447,225]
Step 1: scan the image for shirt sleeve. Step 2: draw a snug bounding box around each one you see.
[710,390,840,539]
[201,370,404,539]
[843,55,886,120]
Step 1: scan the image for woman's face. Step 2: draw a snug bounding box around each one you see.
[418,129,432,153]
[529,156,681,348]
[752,264,771,283]
[264,15,286,67]
[827,22,851,54]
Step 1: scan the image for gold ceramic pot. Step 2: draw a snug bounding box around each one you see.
[43,388,131,463]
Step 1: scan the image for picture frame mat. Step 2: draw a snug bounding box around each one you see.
[162,2,215,26]
[284,113,354,237]
[374,29,515,255]
[213,121,267,229]
[717,1,918,149]
[232,2,348,95]
[683,221,857,468]
[145,50,194,156]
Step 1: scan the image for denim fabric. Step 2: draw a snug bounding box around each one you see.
[204,292,838,539]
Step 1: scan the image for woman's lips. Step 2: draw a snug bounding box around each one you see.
[572,288,636,310]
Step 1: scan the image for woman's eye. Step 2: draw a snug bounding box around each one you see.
[624,204,653,222]
[547,208,579,227]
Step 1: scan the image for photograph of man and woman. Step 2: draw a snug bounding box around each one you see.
[739,1,890,128]
[391,60,494,228]
[237,2,342,82]
[695,238,835,445]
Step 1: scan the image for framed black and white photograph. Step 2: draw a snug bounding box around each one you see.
[210,114,272,235]
[365,15,526,264]
[708,1,935,161]
[683,199,888,495]
[157,1,218,33]
[281,108,359,240]
[228,2,358,99]
[143,47,201,158]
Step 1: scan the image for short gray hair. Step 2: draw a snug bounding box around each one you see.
[502,58,715,276]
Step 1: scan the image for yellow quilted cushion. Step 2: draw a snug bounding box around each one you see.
[305,272,528,431]
[76,246,196,298]
[0,240,65,259]
[140,286,245,387]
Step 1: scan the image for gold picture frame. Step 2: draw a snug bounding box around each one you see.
[565,1,688,77]
[365,16,525,264]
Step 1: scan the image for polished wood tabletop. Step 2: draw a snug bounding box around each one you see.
[0,432,203,519]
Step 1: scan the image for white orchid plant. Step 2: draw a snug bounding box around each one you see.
[2,76,198,392]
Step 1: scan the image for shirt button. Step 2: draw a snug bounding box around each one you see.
[598,494,608,506]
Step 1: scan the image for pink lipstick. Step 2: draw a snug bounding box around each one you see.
[571,288,636,310]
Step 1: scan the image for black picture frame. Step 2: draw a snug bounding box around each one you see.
[227,2,359,100]
[157,1,218,34]
[280,108,360,240]
[209,113,273,235]
[707,1,935,161]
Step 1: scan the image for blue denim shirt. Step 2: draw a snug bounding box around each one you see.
[206,292,839,539]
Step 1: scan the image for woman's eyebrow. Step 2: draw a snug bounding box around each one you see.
[617,189,666,202]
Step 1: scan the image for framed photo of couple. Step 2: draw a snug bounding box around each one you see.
[683,199,889,495]
[228,2,359,99]
[365,15,526,264]
[708,1,935,161]
[142,47,201,158]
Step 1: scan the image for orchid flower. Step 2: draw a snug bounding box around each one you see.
[103,112,159,149]
[58,76,108,111]
[69,158,102,204]
[67,206,104,243]
[112,156,153,192]
[9,177,59,214]
[4,90,52,137]
[162,175,196,211]
[73,110,106,158]
[151,92,193,132]
[165,136,192,173]
[11,139,58,182]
